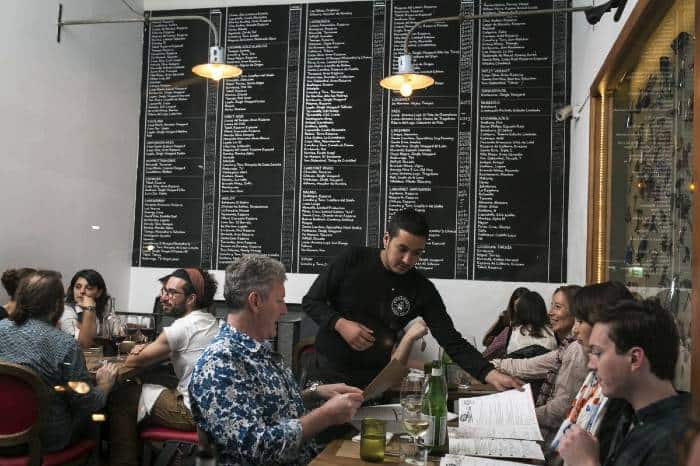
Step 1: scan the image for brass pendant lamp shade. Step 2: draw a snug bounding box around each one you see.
[380,1,630,96]
[192,46,242,81]
[379,54,434,97]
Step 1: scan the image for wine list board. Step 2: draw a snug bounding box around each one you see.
[132,0,571,281]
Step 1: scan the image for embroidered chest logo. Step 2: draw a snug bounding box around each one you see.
[391,295,412,317]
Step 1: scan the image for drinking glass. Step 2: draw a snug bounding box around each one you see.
[125,315,143,342]
[360,418,386,462]
[400,372,428,465]
[139,315,156,342]
[109,315,128,358]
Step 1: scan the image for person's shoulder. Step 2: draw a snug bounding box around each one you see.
[564,340,585,355]
[560,341,587,368]
[0,318,13,335]
[340,245,375,262]
[168,311,202,329]
[408,268,439,294]
[193,334,238,377]
[35,320,79,354]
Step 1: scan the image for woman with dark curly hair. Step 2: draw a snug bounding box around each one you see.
[58,269,111,348]
[0,267,37,319]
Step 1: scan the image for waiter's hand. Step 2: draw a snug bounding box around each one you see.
[335,318,375,351]
[484,369,524,391]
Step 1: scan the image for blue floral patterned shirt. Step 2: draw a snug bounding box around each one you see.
[189,323,317,465]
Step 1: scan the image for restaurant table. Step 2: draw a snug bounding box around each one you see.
[312,383,545,466]
[309,438,440,465]
[85,355,145,383]
[311,438,546,465]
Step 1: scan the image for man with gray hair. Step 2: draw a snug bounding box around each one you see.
[189,254,363,465]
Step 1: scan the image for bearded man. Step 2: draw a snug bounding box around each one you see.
[109,268,219,466]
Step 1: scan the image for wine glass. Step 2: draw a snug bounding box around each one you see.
[125,315,142,342]
[109,315,128,358]
[139,315,156,342]
[400,372,428,465]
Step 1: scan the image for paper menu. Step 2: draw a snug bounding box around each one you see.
[447,436,545,461]
[456,383,543,441]
[361,359,408,401]
[440,454,532,466]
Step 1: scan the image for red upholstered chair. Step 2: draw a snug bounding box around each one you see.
[140,426,198,466]
[0,362,96,466]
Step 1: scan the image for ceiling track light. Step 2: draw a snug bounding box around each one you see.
[56,3,242,81]
[380,1,628,96]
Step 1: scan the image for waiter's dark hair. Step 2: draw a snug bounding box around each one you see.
[387,208,429,239]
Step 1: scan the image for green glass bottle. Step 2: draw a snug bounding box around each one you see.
[422,360,449,456]
[440,348,453,389]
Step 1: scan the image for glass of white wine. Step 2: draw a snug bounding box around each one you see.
[400,372,429,465]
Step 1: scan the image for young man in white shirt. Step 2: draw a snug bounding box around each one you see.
[109,268,219,466]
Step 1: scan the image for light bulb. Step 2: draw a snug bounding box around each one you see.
[211,67,224,81]
[400,82,413,97]
[689,181,696,192]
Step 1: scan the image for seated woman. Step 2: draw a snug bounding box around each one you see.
[549,282,635,463]
[482,286,529,360]
[58,269,111,348]
[495,282,632,444]
[506,290,557,355]
[0,270,117,452]
[492,285,583,442]
[0,267,36,319]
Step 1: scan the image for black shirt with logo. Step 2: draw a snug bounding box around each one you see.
[302,246,494,388]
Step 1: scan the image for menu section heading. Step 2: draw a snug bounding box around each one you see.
[133,0,570,282]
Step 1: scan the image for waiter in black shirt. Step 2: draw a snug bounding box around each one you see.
[302,208,522,391]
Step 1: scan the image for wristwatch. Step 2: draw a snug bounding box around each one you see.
[84,306,97,312]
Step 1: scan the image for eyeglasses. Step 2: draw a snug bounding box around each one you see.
[160,287,186,298]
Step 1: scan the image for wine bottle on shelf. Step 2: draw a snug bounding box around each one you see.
[422,360,449,456]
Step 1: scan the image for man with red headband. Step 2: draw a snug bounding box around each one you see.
[109,268,219,466]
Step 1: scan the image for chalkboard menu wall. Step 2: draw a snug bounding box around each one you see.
[133,0,571,282]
